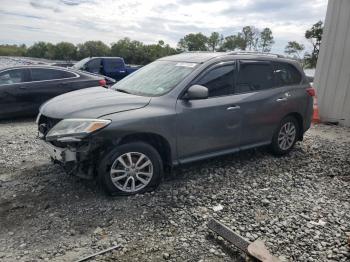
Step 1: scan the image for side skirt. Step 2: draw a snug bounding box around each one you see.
[176,140,271,166]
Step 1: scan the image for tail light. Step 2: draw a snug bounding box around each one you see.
[99,79,107,87]
[306,87,315,97]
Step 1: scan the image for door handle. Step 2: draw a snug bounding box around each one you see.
[227,105,240,111]
[19,85,27,89]
[276,98,287,102]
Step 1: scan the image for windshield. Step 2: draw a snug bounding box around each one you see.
[72,57,90,70]
[112,60,198,96]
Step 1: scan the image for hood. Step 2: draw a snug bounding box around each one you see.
[40,87,151,119]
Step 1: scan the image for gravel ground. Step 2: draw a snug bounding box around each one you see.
[0,56,70,69]
[0,57,349,261]
[0,118,349,262]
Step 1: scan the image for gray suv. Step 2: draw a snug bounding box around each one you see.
[37,52,314,195]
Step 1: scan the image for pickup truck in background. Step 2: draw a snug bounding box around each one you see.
[72,57,142,81]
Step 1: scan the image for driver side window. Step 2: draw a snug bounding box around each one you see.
[0,69,27,85]
[86,59,102,74]
[196,64,235,98]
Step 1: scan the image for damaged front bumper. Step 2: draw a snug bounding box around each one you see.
[38,136,104,179]
[38,139,76,163]
[36,115,113,179]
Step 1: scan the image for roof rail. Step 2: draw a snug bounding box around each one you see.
[227,51,287,58]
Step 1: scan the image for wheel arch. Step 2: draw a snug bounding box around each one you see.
[117,132,172,171]
[283,112,304,140]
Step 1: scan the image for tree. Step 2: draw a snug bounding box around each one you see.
[27,42,49,58]
[178,33,208,51]
[54,42,77,61]
[242,26,260,50]
[0,44,27,56]
[222,33,246,51]
[259,28,274,52]
[111,38,144,64]
[111,38,178,65]
[304,20,323,68]
[208,32,221,51]
[44,43,56,60]
[284,41,305,59]
[77,41,110,59]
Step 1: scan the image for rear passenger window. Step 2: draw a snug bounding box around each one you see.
[273,62,301,87]
[236,61,273,93]
[197,64,235,97]
[31,68,76,81]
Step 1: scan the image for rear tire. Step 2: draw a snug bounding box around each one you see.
[270,116,299,156]
[98,142,163,196]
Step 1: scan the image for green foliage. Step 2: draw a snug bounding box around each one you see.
[259,28,274,52]
[221,26,273,52]
[110,38,178,65]
[208,32,221,51]
[54,42,77,61]
[178,33,209,51]
[221,33,246,51]
[77,41,110,59]
[242,26,260,50]
[304,20,323,68]
[177,27,270,53]
[27,42,49,58]
[284,41,305,59]
[0,44,27,56]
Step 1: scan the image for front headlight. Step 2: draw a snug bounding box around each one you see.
[46,119,111,141]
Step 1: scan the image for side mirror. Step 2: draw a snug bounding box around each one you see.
[306,76,314,83]
[184,85,208,100]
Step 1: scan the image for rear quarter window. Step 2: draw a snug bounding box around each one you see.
[272,62,302,87]
[31,68,76,81]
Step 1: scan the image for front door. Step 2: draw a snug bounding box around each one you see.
[0,68,31,117]
[176,62,242,162]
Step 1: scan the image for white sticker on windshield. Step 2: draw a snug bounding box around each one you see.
[175,63,197,68]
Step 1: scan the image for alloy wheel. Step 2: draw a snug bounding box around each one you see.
[110,152,153,193]
[277,122,296,150]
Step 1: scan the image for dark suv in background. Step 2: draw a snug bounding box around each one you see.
[37,52,314,195]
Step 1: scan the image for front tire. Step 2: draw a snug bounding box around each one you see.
[98,142,163,196]
[270,116,299,156]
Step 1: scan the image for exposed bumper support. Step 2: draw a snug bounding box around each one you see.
[38,139,76,163]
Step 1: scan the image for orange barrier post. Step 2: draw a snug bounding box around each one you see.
[312,94,320,123]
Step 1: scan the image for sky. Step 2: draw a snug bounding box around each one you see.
[0,0,328,54]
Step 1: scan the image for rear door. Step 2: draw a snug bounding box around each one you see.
[235,60,295,147]
[0,68,31,117]
[176,62,242,162]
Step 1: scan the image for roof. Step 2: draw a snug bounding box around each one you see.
[159,51,297,64]
[159,52,223,63]
[0,65,77,71]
